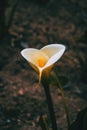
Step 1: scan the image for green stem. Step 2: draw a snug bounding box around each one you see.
[42,79,58,130]
[52,72,70,130]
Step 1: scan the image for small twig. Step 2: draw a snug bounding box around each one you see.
[39,114,50,130]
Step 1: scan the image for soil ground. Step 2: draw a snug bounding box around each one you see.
[0,0,87,130]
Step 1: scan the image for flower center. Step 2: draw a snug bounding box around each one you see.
[28,50,49,69]
[38,58,46,67]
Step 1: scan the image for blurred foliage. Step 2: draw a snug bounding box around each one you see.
[75,31,87,83]
[0,0,52,41]
[0,0,19,41]
[33,0,50,4]
[69,107,87,130]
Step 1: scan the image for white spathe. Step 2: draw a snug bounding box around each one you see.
[21,44,65,81]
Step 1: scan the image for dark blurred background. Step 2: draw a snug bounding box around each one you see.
[0,0,87,130]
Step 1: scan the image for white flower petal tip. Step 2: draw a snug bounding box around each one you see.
[21,44,66,81]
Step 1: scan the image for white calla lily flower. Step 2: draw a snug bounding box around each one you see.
[21,44,65,82]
